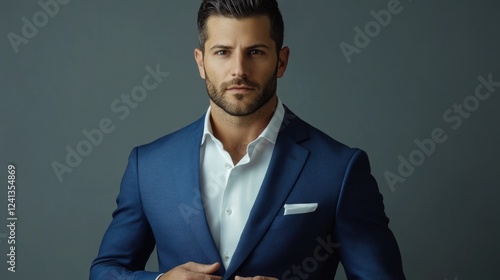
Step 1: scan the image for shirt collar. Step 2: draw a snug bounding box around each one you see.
[201,98,285,147]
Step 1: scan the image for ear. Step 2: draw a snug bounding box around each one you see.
[277,46,290,78]
[194,48,206,79]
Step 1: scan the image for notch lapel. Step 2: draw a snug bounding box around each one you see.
[224,113,310,278]
[174,116,225,275]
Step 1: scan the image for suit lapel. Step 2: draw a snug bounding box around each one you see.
[174,116,225,275]
[224,110,310,278]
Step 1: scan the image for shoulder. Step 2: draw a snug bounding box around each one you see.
[134,115,205,159]
[283,106,361,163]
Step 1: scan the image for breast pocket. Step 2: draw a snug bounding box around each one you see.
[268,208,319,230]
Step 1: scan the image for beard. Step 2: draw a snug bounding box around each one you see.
[204,68,278,117]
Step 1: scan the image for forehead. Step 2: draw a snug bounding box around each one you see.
[204,15,274,47]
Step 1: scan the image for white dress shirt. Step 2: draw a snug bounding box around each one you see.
[199,99,285,269]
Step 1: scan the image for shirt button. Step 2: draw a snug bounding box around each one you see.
[224,163,232,169]
[225,208,232,215]
[224,253,230,261]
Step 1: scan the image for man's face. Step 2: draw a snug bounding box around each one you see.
[195,15,289,116]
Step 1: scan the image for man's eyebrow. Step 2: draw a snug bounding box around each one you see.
[209,44,232,51]
[246,44,271,50]
[209,44,271,51]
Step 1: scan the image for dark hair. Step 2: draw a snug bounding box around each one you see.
[197,0,284,52]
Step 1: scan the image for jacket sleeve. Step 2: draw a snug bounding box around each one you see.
[90,147,162,280]
[336,149,406,279]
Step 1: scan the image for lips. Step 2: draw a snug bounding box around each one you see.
[226,85,255,95]
[227,85,254,90]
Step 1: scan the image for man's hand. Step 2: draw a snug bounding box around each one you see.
[235,276,278,280]
[159,262,222,280]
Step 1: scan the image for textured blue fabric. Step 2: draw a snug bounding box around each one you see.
[90,107,405,280]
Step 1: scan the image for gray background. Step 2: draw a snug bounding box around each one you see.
[1,0,499,279]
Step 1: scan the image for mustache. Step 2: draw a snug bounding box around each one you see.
[222,77,260,90]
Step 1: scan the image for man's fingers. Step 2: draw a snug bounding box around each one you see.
[160,262,222,280]
[235,276,278,280]
[182,261,220,274]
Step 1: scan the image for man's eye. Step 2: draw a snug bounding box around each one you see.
[215,50,228,55]
[249,50,264,55]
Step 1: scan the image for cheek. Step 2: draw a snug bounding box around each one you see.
[258,66,277,83]
[206,66,227,84]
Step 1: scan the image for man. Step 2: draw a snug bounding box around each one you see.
[90,0,406,279]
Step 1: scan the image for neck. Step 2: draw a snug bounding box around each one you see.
[209,96,278,164]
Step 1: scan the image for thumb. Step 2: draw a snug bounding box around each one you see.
[183,262,220,273]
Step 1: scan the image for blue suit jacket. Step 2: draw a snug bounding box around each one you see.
[90,108,405,279]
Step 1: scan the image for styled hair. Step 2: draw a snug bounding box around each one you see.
[197,0,285,52]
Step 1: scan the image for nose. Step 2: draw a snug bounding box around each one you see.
[231,51,248,78]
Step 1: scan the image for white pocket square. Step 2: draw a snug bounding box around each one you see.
[283,203,318,215]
